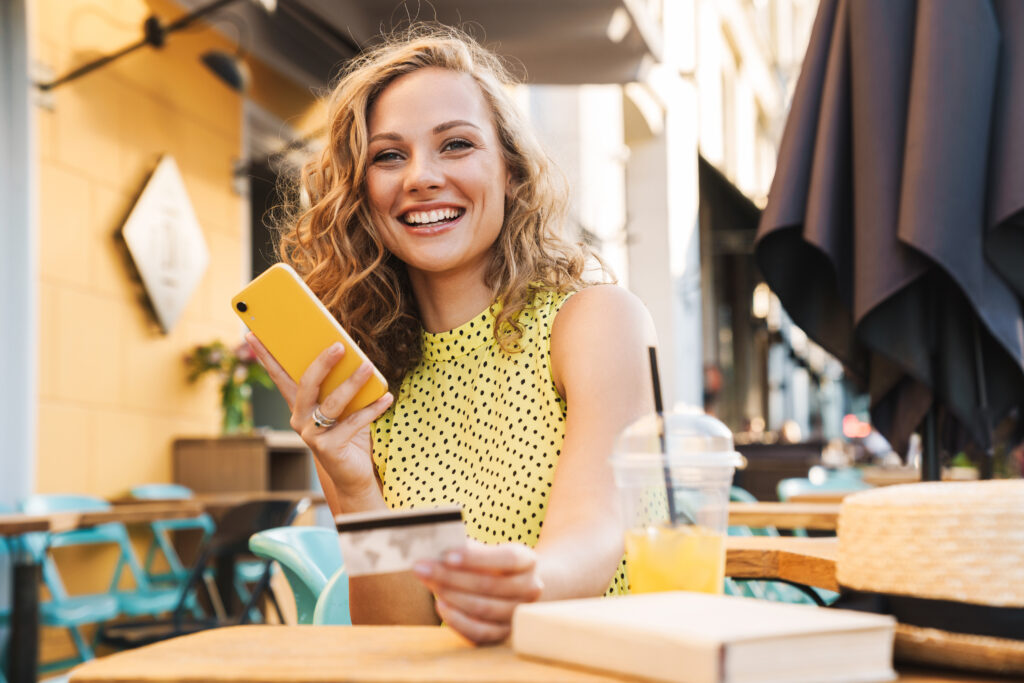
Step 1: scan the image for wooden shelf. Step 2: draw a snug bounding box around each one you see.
[173,431,312,494]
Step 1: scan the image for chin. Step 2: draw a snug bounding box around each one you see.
[403,249,490,277]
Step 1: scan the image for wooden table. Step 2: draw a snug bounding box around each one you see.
[725,536,838,591]
[0,502,212,683]
[727,502,840,530]
[55,501,206,530]
[67,625,1011,683]
[191,490,327,511]
[109,490,328,513]
[787,490,859,504]
[859,467,978,487]
[0,516,50,535]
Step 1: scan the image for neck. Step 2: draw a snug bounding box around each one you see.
[408,263,496,333]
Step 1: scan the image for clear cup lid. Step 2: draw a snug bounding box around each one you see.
[613,410,743,468]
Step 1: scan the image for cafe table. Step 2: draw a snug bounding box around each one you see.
[726,502,840,531]
[787,490,859,504]
[109,489,329,513]
[0,501,206,683]
[67,625,1011,683]
[190,489,327,510]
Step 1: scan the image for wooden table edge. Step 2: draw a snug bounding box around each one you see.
[66,625,1009,683]
[725,537,839,592]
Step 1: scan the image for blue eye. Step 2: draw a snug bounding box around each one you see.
[443,139,473,152]
[373,151,402,163]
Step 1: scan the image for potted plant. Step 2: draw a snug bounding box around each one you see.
[185,341,273,434]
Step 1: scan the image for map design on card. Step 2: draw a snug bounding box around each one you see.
[336,506,466,576]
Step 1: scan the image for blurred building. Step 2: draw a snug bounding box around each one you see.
[521,0,831,440]
[690,0,842,444]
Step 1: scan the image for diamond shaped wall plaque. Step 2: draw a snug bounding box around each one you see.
[122,155,210,333]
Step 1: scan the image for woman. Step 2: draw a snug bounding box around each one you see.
[248,26,656,643]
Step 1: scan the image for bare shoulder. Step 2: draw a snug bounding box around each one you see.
[552,284,655,346]
[550,285,656,397]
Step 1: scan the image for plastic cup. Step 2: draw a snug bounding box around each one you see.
[611,411,742,594]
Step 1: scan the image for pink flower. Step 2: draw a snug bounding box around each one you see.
[235,342,256,363]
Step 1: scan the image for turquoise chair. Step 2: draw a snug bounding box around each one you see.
[129,484,215,586]
[20,494,181,672]
[312,566,350,626]
[131,483,265,621]
[249,526,342,624]
[0,502,13,683]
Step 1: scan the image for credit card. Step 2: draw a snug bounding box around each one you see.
[335,505,466,576]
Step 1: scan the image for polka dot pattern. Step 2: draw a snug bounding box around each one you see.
[372,289,627,596]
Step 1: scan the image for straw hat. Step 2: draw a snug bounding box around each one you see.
[837,480,1024,674]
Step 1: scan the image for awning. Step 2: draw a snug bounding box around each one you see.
[179,0,661,88]
[699,155,761,256]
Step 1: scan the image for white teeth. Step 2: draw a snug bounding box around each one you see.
[403,208,462,225]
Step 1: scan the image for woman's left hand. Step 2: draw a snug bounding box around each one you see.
[413,539,543,644]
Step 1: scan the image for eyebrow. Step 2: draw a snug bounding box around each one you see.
[433,119,481,134]
[368,120,482,144]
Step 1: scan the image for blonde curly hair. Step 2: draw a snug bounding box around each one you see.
[278,25,600,386]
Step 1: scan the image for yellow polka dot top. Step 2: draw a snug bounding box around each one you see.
[372,288,628,596]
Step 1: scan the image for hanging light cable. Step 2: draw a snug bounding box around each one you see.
[35,0,275,92]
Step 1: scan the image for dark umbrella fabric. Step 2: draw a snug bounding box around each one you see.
[755,0,1024,458]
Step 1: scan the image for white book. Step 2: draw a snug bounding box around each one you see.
[511,592,896,683]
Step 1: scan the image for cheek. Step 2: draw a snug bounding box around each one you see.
[365,173,390,214]
[488,174,509,229]
[476,162,508,216]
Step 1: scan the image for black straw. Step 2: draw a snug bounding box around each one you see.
[648,347,679,525]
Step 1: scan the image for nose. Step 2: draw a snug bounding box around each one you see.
[402,152,444,193]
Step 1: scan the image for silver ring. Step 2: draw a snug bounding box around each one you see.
[312,405,337,429]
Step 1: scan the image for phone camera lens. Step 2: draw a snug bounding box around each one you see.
[236,302,248,313]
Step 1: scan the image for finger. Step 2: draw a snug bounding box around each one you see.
[335,391,395,431]
[291,342,345,429]
[415,561,543,602]
[431,586,520,624]
[318,361,377,420]
[303,392,394,451]
[443,541,537,574]
[434,598,510,645]
[245,333,297,408]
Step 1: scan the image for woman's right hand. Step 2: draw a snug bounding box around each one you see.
[245,332,394,501]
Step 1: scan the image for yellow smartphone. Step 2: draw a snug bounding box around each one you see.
[231,263,388,418]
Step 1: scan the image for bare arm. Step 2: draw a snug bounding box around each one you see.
[534,284,656,597]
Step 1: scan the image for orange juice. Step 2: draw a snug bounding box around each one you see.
[625,525,725,594]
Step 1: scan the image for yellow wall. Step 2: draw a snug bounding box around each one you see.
[32,0,319,498]
[30,0,321,664]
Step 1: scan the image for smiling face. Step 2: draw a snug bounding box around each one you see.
[365,67,509,283]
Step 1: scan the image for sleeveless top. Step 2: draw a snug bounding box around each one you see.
[371,288,628,596]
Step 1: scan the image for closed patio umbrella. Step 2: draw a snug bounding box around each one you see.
[755,0,1024,478]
